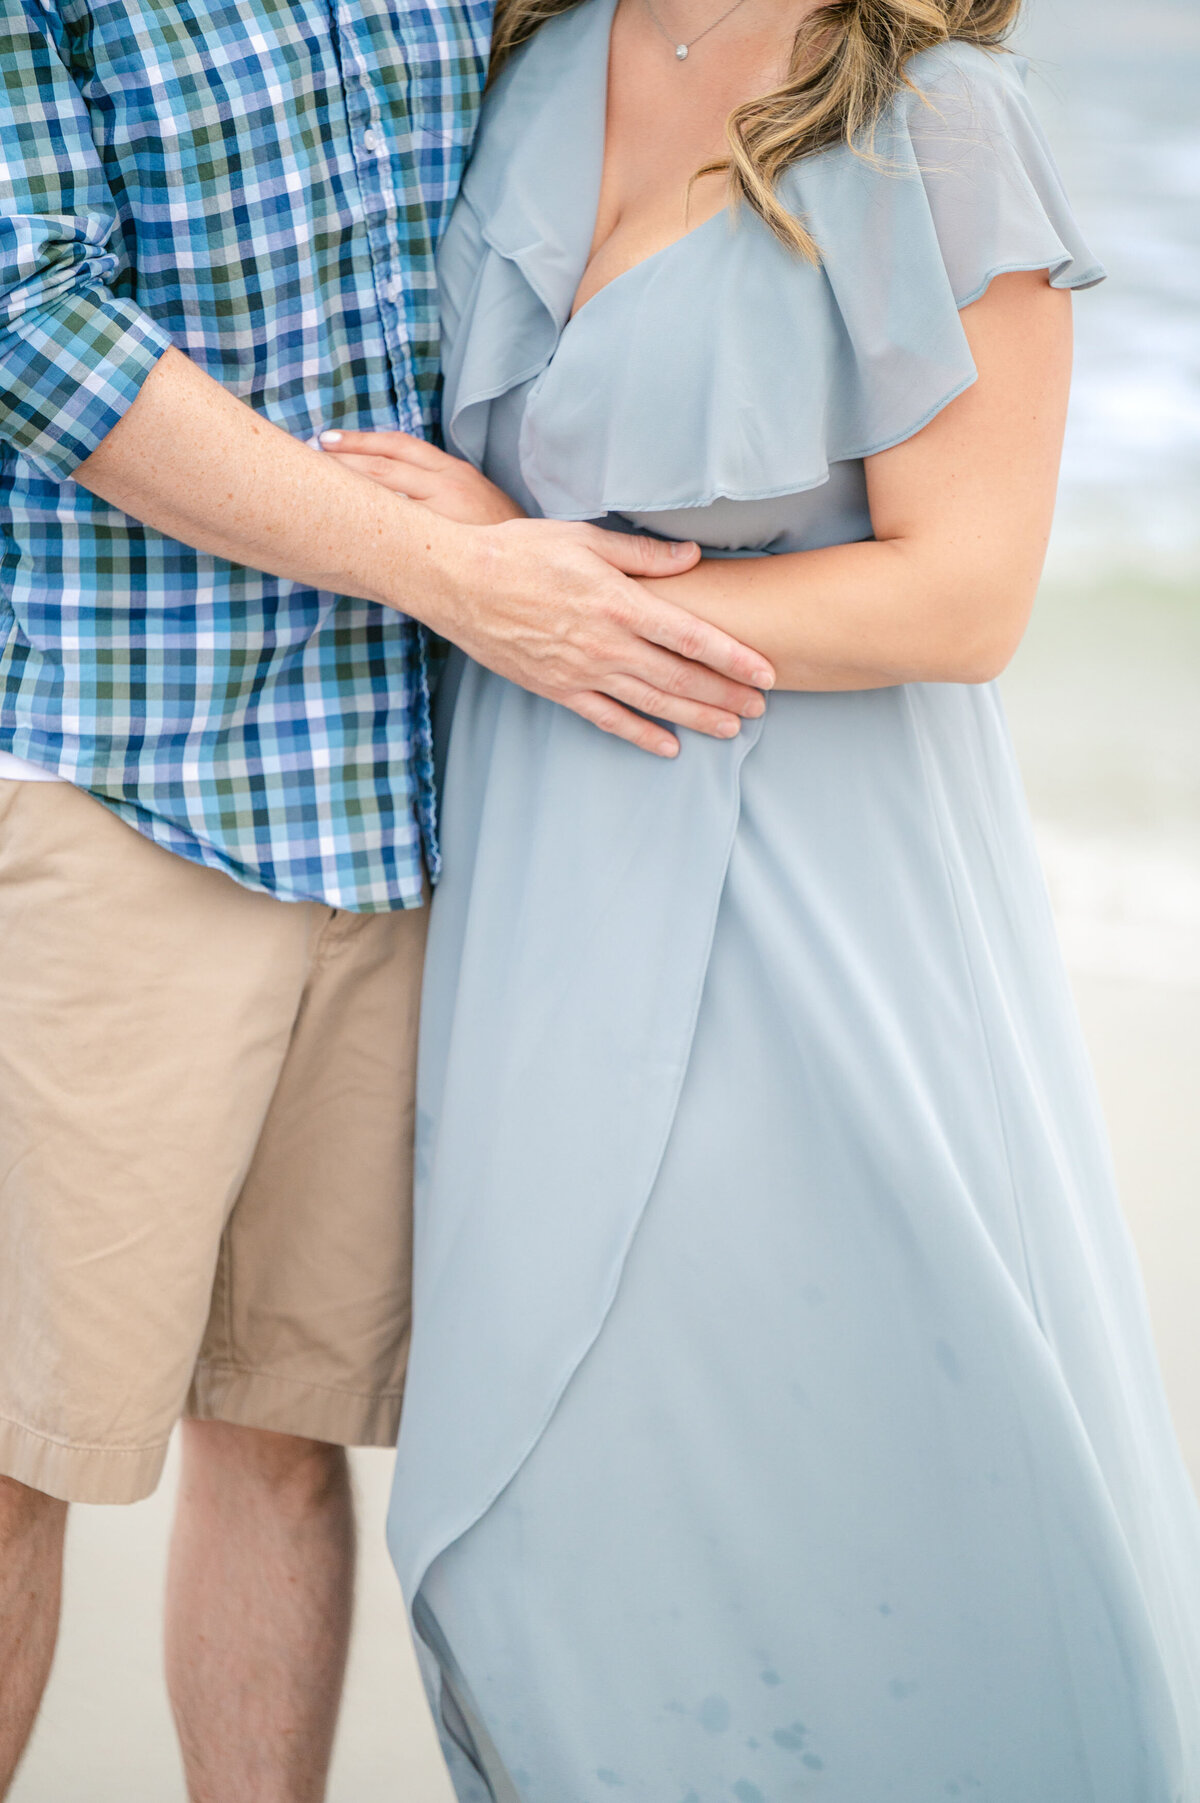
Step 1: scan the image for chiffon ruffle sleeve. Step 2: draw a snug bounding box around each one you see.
[438,23,1103,521]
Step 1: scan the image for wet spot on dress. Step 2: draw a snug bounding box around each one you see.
[733,1783,766,1803]
[759,1669,782,1686]
[596,1769,623,1787]
[700,1695,731,1733]
[934,1339,963,1382]
[888,1680,919,1700]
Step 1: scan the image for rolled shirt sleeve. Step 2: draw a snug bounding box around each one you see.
[0,1,173,479]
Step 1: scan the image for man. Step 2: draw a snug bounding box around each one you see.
[0,0,770,1793]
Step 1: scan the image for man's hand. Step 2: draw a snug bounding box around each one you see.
[428,516,773,758]
[73,349,774,758]
[318,427,774,757]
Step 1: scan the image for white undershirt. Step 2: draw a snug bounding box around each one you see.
[0,750,65,783]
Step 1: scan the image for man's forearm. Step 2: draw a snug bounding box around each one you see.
[72,346,772,757]
[74,347,468,622]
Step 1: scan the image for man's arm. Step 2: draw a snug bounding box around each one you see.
[72,352,772,757]
[1,0,769,758]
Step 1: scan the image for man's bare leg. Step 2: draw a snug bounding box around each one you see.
[165,1421,356,1803]
[0,1478,67,1798]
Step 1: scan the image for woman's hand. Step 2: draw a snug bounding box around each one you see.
[318,429,524,526]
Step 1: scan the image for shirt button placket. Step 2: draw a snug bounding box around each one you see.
[331,0,418,433]
[364,59,420,435]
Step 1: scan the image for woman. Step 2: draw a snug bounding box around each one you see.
[326,0,1200,1795]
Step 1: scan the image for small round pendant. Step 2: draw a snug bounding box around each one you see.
[675,41,688,57]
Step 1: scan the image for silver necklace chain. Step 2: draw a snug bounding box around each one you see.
[641,0,753,60]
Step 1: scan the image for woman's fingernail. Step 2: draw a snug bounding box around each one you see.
[719,719,740,738]
[755,667,774,689]
[668,539,696,559]
[319,430,343,446]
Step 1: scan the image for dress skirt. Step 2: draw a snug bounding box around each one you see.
[389,659,1200,1803]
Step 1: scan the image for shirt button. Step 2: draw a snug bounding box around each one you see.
[363,127,380,154]
[387,275,403,303]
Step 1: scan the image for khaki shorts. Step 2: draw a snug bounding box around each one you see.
[0,779,427,1504]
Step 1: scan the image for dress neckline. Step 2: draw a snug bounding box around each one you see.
[566,0,731,325]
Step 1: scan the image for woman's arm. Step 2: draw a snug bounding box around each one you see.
[323,268,1070,693]
[639,269,1072,690]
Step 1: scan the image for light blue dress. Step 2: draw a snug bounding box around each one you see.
[387,4,1200,1797]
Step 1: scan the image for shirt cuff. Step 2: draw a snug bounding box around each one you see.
[0,283,174,479]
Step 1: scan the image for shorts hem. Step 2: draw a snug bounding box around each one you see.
[187,1363,404,1448]
[0,1414,169,1504]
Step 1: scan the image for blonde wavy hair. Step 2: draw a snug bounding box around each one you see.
[488,0,1022,259]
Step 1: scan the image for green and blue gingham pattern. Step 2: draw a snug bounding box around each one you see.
[0,0,492,909]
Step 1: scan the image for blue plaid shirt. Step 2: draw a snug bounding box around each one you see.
[0,0,492,909]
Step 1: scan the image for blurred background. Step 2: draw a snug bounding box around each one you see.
[1004,0,1200,1482]
[11,0,1199,1796]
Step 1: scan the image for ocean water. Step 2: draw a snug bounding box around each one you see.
[1003,0,1200,990]
[1018,0,1200,574]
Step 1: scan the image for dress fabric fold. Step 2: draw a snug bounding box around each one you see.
[389,3,1200,1796]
